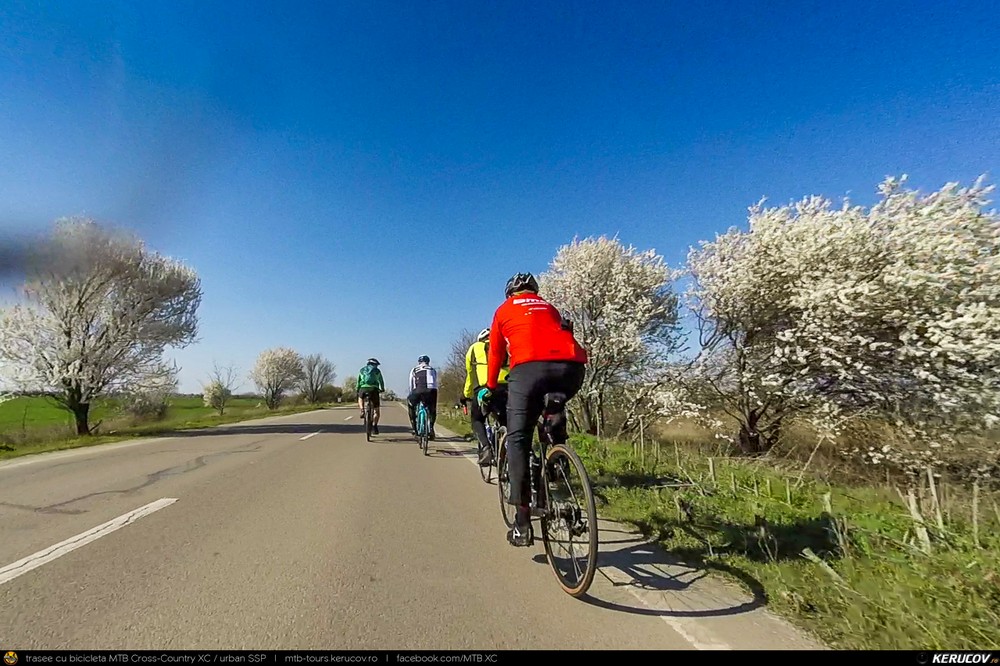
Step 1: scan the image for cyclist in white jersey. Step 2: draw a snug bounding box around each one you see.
[407,355,439,439]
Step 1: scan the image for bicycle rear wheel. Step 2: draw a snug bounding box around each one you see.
[419,407,429,455]
[540,443,599,598]
[495,428,516,528]
[364,398,373,441]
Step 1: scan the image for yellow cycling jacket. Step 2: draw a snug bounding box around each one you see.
[464,340,508,398]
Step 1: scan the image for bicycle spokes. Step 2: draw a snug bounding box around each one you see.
[541,444,599,597]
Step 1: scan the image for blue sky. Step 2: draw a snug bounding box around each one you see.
[1,0,998,396]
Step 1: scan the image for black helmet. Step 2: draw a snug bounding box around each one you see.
[505,272,539,298]
[367,358,380,366]
[418,355,430,364]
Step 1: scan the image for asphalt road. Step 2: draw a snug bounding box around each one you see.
[0,403,826,650]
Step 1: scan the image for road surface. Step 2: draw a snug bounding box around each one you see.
[0,403,826,650]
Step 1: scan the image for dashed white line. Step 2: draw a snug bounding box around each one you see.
[299,431,322,441]
[344,416,353,421]
[0,498,179,586]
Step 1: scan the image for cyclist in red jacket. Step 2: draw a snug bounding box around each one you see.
[477,272,587,547]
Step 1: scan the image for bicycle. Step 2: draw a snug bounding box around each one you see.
[495,392,599,598]
[479,403,504,484]
[415,399,430,455]
[362,392,375,442]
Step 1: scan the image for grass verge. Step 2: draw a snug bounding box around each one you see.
[0,399,344,462]
[439,409,1000,650]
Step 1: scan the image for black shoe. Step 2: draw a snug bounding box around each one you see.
[478,448,493,466]
[373,425,379,435]
[507,523,533,547]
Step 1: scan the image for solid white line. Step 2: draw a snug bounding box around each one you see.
[0,498,178,586]
[300,431,321,440]
[0,408,334,473]
[0,438,172,473]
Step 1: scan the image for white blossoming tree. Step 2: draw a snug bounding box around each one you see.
[0,218,202,435]
[203,362,240,415]
[682,176,1000,473]
[539,235,684,437]
[250,347,304,410]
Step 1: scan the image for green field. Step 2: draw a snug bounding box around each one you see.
[438,409,1000,651]
[0,394,344,460]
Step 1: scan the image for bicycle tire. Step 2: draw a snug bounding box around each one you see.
[364,398,373,441]
[419,406,429,455]
[495,428,516,528]
[540,443,599,598]
[479,423,495,483]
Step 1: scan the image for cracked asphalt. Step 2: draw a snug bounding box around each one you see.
[0,404,826,650]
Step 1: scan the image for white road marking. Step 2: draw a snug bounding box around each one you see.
[0,408,334,473]
[0,498,178,586]
[0,438,171,473]
[428,411,732,651]
[344,416,353,421]
[300,431,322,440]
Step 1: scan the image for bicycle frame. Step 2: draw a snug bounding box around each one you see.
[524,393,568,516]
[416,400,430,454]
[362,392,375,441]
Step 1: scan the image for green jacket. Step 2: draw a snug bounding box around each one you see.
[357,364,384,391]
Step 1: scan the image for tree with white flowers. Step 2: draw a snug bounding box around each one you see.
[250,347,304,409]
[539,235,684,437]
[0,217,202,435]
[203,362,240,415]
[682,175,1000,469]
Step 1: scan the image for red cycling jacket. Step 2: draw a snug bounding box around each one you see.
[486,293,588,389]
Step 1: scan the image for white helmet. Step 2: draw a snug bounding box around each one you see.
[477,328,490,342]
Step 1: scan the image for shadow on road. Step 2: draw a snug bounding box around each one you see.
[530,523,768,619]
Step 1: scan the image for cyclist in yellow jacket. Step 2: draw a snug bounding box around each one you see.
[464,328,509,466]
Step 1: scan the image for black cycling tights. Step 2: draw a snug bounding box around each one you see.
[503,361,585,510]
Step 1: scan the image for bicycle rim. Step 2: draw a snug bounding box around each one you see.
[495,428,515,528]
[540,444,599,598]
[479,426,494,482]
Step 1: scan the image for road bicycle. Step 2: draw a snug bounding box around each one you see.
[479,403,504,484]
[495,392,599,598]
[362,392,375,442]
[415,399,430,455]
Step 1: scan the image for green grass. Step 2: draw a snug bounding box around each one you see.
[438,409,1000,650]
[0,394,344,461]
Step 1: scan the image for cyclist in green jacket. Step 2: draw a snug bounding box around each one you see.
[357,358,385,434]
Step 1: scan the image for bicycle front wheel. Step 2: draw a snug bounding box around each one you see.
[495,428,516,528]
[540,443,599,598]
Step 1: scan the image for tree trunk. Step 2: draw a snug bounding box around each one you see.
[73,402,91,436]
[581,397,598,435]
[736,409,781,455]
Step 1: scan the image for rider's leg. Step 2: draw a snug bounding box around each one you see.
[406,391,418,433]
[427,388,438,439]
[469,389,491,461]
[358,393,365,418]
[541,362,586,480]
[372,393,381,433]
[504,362,547,546]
